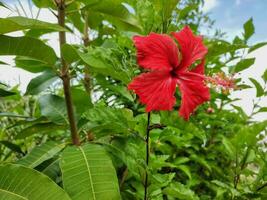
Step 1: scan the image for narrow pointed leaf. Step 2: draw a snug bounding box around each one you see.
[17,141,66,168]
[249,78,264,97]
[26,70,58,95]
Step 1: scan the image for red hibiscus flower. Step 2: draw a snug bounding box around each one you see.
[128,26,210,120]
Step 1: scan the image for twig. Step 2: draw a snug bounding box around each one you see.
[56,0,80,146]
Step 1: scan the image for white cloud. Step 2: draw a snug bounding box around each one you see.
[202,0,219,13]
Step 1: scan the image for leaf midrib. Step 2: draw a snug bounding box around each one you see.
[0,188,28,200]
[79,146,96,200]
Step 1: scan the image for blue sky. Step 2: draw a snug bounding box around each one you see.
[203,0,267,42]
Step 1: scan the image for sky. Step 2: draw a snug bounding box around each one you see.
[0,0,266,121]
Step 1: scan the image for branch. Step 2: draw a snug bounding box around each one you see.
[56,0,80,146]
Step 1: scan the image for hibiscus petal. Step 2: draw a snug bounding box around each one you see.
[172,26,208,72]
[177,72,210,120]
[128,71,177,112]
[191,59,205,74]
[133,33,179,71]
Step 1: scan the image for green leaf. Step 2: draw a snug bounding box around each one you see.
[233,58,255,73]
[0,35,57,66]
[176,165,192,180]
[15,56,52,73]
[0,60,8,65]
[262,69,267,82]
[163,182,199,200]
[0,17,67,34]
[26,70,58,95]
[32,0,56,8]
[16,122,65,139]
[61,44,80,64]
[71,88,93,119]
[39,95,68,124]
[17,141,65,168]
[78,49,132,84]
[0,1,11,10]
[153,0,179,22]
[258,107,267,113]
[0,112,30,119]
[84,0,142,32]
[249,78,264,97]
[0,164,71,200]
[243,18,255,40]
[37,157,61,182]
[248,42,267,53]
[61,144,121,200]
[82,106,136,136]
[0,141,24,154]
[0,88,16,97]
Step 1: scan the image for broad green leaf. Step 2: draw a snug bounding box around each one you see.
[248,42,267,53]
[233,58,255,73]
[249,78,264,97]
[39,94,68,124]
[243,18,255,40]
[71,88,92,119]
[17,141,65,168]
[15,56,52,73]
[26,70,58,95]
[0,35,57,66]
[0,88,16,97]
[82,106,136,136]
[61,144,121,200]
[0,141,24,154]
[84,0,142,32]
[16,122,66,139]
[61,44,80,64]
[37,157,60,182]
[0,17,66,34]
[0,164,71,200]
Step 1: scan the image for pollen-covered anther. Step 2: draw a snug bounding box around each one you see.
[205,72,236,94]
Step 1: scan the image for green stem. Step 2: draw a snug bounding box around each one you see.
[144,112,151,200]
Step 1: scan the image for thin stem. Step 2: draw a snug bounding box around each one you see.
[56,0,80,146]
[144,112,151,200]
